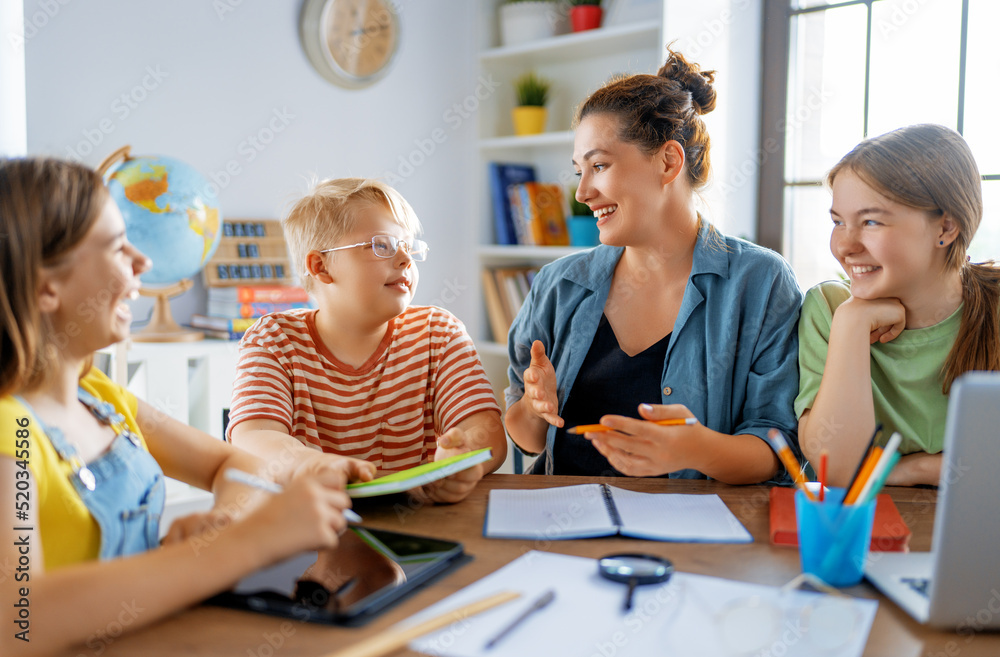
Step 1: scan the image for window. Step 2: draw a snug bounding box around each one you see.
[760,0,999,290]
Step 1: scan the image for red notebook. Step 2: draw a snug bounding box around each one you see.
[768,486,911,551]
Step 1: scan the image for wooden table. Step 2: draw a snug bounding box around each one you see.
[87,475,997,657]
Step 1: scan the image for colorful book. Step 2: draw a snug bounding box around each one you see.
[189,314,261,334]
[768,486,912,551]
[488,163,536,245]
[207,300,313,319]
[207,285,310,304]
[346,448,493,498]
[508,182,569,246]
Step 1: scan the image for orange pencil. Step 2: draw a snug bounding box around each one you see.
[567,417,697,434]
[844,446,883,505]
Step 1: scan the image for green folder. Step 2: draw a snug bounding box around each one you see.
[347,448,493,498]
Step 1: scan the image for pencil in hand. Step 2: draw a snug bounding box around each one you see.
[567,417,698,435]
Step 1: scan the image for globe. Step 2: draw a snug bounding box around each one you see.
[103,150,222,285]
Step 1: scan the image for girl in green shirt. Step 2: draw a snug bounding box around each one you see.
[796,124,1000,487]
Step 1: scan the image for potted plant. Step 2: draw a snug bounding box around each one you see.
[499,0,559,47]
[567,186,600,246]
[568,0,602,32]
[511,71,551,136]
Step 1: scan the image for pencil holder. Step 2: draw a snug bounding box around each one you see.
[795,487,876,587]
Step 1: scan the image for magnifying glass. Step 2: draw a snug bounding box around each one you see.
[598,553,674,612]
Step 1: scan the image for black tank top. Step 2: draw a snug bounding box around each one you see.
[547,314,670,476]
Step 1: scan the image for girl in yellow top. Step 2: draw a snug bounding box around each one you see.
[796,125,1000,487]
[0,157,374,655]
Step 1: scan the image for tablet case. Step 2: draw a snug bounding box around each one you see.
[769,486,911,551]
[204,527,470,626]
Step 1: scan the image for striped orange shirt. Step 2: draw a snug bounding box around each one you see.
[227,306,500,472]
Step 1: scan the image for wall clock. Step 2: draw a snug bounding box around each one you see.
[300,0,400,89]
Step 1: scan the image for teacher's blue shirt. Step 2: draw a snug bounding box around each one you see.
[505,223,803,479]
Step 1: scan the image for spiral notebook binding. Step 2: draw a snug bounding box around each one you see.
[601,483,624,528]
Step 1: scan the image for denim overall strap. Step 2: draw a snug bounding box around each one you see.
[14,391,166,560]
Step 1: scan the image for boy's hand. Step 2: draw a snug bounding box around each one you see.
[290,451,376,488]
[416,428,484,504]
[522,341,563,427]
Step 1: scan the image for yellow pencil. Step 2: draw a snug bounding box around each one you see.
[767,429,817,501]
[567,417,698,434]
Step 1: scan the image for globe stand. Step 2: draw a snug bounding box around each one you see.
[133,280,203,343]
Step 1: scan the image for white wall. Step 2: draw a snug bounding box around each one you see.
[22,0,480,326]
[665,0,762,241]
[18,0,765,333]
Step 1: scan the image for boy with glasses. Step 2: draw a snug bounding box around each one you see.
[227,178,506,503]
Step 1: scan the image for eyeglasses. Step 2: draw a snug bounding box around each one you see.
[319,234,429,262]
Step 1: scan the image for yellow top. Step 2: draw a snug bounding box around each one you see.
[0,368,146,570]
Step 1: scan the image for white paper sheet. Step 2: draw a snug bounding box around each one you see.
[409,551,877,657]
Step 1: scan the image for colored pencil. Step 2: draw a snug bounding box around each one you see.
[818,449,828,502]
[855,432,902,505]
[567,417,697,435]
[768,429,816,501]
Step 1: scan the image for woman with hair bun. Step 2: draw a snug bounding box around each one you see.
[504,49,803,482]
[796,124,1000,487]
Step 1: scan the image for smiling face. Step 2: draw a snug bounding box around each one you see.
[44,197,150,355]
[572,113,670,247]
[319,200,419,326]
[830,169,950,302]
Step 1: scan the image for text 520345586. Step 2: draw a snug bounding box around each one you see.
[12,416,32,643]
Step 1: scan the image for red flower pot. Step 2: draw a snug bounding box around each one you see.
[570,6,602,32]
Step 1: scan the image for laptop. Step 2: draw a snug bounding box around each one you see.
[865,372,1000,629]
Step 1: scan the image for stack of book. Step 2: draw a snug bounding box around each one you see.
[481,266,539,343]
[191,284,313,340]
[488,162,569,246]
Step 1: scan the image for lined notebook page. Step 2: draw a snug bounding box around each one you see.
[485,484,615,539]
[609,486,752,543]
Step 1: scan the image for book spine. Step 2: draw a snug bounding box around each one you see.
[488,164,518,246]
[601,483,623,528]
[207,301,312,318]
[235,286,309,303]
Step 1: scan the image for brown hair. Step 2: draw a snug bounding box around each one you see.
[576,47,717,191]
[283,177,422,293]
[827,124,1000,392]
[0,157,107,396]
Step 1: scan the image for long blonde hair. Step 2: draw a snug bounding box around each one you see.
[827,124,1000,392]
[0,157,107,396]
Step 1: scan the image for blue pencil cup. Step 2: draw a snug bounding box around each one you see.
[795,487,876,587]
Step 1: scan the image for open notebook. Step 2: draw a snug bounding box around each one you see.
[484,483,752,543]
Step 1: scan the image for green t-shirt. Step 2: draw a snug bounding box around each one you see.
[795,280,962,455]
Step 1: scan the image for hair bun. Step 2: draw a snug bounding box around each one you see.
[657,49,717,115]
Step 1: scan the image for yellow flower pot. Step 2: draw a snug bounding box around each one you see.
[512,106,547,136]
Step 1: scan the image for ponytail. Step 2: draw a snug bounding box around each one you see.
[944,261,1000,392]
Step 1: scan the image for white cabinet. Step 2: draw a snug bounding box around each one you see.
[100,339,239,505]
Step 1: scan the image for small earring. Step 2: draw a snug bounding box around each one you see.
[939,241,945,246]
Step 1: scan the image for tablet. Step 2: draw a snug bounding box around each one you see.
[205,527,468,625]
